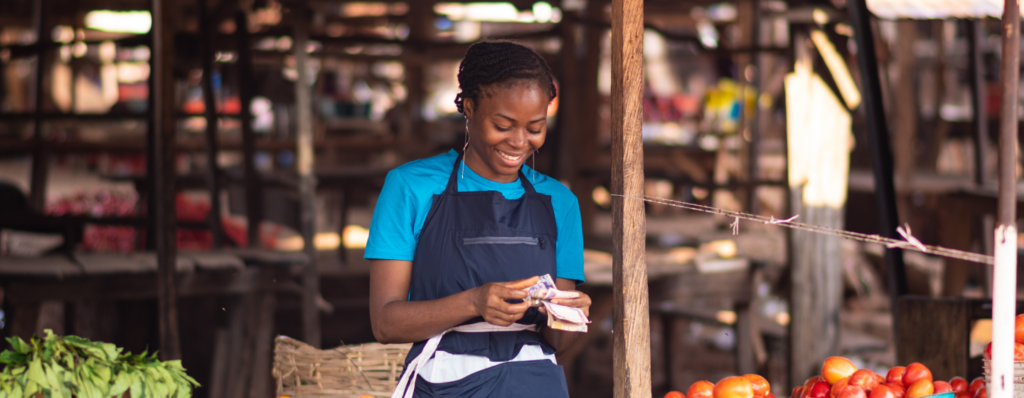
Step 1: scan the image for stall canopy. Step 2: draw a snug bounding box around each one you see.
[867,0,1024,18]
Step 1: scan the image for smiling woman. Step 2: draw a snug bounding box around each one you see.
[364,40,589,398]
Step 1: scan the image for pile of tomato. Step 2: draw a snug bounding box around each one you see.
[662,357,986,398]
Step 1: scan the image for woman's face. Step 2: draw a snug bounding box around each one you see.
[463,82,549,183]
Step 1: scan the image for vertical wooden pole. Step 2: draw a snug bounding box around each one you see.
[847,0,908,315]
[967,19,989,187]
[746,0,762,214]
[892,20,916,201]
[198,0,224,248]
[575,0,603,237]
[990,2,1019,397]
[611,0,651,395]
[29,0,48,211]
[152,0,182,360]
[293,9,321,348]
[236,11,262,248]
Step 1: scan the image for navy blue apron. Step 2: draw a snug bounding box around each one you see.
[402,154,570,398]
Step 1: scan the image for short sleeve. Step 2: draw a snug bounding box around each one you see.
[364,169,419,261]
[554,195,585,283]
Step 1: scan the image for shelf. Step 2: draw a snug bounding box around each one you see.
[0,134,404,155]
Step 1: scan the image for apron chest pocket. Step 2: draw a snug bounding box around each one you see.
[463,236,543,249]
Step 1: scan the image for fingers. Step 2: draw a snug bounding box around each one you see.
[502,276,539,290]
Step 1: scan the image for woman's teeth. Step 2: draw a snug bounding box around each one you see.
[497,151,522,161]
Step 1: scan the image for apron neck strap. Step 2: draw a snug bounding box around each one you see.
[446,152,538,194]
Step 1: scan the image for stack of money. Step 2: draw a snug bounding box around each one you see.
[525,274,590,332]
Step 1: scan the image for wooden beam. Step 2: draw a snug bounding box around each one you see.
[847,0,908,316]
[990,1,1020,397]
[29,0,48,212]
[152,0,182,360]
[293,8,322,349]
[967,19,989,187]
[199,0,225,248]
[610,0,651,395]
[236,11,263,248]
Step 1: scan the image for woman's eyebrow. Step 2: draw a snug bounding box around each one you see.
[495,113,546,124]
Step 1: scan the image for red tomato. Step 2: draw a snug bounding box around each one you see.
[769,394,777,398]
[809,382,831,398]
[902,363,933,387]
[666,392,687,398]
[743,374,770,398]
[823,357,859,385]
[869,385,897,398]
[715,376,755,398]
[950,377,968,394]
[906,380,934,398]
[886,367,907,387]
[690,381,716,398]
[832,378,851,398]
[975,388,987,398]
[1016,343,1024,361]
[956,394,972,398]
[884,383,906,398]
[1015,314,1024,344]
[850,370,881,391]
[837,386,867,398]
[984,343,992,359]
[968,378,985,395]
[806,376,825,388]
[793,387,805,398]
[934,381,953,394]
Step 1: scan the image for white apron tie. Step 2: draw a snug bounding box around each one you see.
[390,322,537,398]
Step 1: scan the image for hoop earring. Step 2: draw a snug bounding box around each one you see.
[462,119,470,179]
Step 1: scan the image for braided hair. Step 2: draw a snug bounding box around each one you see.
[454,40,557,114]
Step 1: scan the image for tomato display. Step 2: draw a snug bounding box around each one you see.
[743,374,771,398]
[968,378,985,395]
[949,377,967,394]
[822,357,859,385]
[886,367,906,387]
[689,380,715,398]
[905,380,934,398]
[665,392,686,398]
[713,376,755,398]
[849,370,881,391]
[868,385,897,398]
[902,363,933,387]
[932,381,952,394]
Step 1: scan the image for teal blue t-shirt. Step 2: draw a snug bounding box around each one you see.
[364,149,585,283]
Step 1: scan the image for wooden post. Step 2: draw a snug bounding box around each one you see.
[967,19,989,187]
[892,20,917,202]
[611,0,651,395]
[29,0,48,211]
[198,0,224,248]
[293,9,321,348]
[152,0,182,360]
[575,0,604,237]
[847,0,908,315]
[236,11,262,248]
[990,1,1019,397]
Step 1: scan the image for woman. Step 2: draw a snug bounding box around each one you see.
[366,40,592,398]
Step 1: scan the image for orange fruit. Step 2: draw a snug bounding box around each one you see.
[906,379,934,398]
[743,374,770,398]
[822,357,859,385]
[715,376,755,398]
[690,381,716,398]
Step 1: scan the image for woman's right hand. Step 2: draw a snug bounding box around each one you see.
[471,276,539,326]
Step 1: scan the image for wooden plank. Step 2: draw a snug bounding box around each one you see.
[610,0,651,394]
[73,300,98,339]
[248,293,276,398]
[3,267,301,304]
[181,251,245,271]
[893,20,917,201]
[896,297,969,381]
[209,328,230,398]
[29,0,48,212]
[73,253,195,274]
[967,19,989,187]
[153,0,182,361]
[36,300,64,335]
[0,255,81,277]
[293,8,321,349]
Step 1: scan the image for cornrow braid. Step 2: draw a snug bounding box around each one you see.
[454,40,557,114]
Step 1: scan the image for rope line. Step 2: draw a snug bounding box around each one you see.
[612,194,995,265]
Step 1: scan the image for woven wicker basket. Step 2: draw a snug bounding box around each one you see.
[273,336,411,398]
[981,358,1024,398]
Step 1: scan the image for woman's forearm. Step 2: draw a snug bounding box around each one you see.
[372,289,478,343]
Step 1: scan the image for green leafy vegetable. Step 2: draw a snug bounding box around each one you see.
[0,330,198,398]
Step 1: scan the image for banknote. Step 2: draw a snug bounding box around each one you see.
[525,274,590,332]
